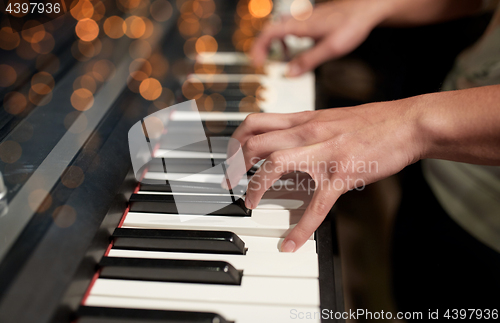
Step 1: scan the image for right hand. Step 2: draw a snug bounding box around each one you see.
[251,0,393,76]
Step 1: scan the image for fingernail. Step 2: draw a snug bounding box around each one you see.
[245,197,253,209]
[285,62,300,77]
[281,239,296,253]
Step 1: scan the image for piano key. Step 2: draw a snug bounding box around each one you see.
[77,306,232,323]
[196,52,250,65]
[170,111,250,122]
[234,235,316,253]
[129,194,251,216]
[143,172,248,186]
[144,160,257,177]
[84,296,321,323]
[107,249,319,278]
[188,74,262,84]
[112,228,246,255]
[154,150,226,159]
[122,209,307,239]
[90,276,320,307]
[139,180,247,196]
[135,191,305,211]
[99,257,242,285]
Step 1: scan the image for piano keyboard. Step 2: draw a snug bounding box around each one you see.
[76,50,323,322]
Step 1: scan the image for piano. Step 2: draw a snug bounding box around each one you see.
[0,0,344,322]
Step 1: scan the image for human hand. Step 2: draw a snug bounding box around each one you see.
[251,0,393,76]
[227,98,424,252]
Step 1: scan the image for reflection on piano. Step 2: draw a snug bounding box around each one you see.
[0,0,343,322]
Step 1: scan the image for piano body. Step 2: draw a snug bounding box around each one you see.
[0,0,344,322]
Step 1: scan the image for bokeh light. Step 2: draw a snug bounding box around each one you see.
[182,80,204,100]
[73,74,97,93]
[92,59,115,81]
[0,141,22,164]
[139,77,162,100]
[103,16,126,39]
[248,0,272,18]
[195,35,218,55]
[61,166,85,188]
[31,33,55,54]
[125,16,146,38]
[52,205,77,228]
[21,20,46,44]
[0,27,21,50]
[76,18,100,42]
[130,58,152,80]
[70,0,95,20]
[0,65,17,87]
[71,88,94,111]
[31,72,55,95]
[3,92,27,115]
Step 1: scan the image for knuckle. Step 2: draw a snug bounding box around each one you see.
[242,113,258,128]
[298,120,324,140]
[268,151,289,169]
[310,199,330,217]
[245,135,263,154]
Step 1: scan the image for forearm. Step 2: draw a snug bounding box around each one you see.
[414,85,500,165]
[375,0,484,27]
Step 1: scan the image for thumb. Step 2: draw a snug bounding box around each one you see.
[281,183,340,252]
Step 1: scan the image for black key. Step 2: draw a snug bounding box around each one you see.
[139,180,247,195]
[129,194,251,216]
[196,64,264,75]
[99,257,243,285]
[146,158,225,174]
[204,88,255,98]
[166,121,238,137]
[112,228,246,255]
[77,306,233,323]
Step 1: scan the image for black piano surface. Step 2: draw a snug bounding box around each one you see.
[0,1,344,322]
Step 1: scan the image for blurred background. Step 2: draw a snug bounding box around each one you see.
[0,0,494,321]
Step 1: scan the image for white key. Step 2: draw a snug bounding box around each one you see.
[188,73,262,84]
[90,276,320,307]
[196,52,251,65]
[85,296,321,323]
[154,150,227,159]
[137,191,238,197]
[122,209,309,239]
[171,111,250,121]
[107,249,319,278]
[85,296,320,323]
[260,62,315,113]
[136,190,305,210]
[237,235,316,253]
[143,172,296,189]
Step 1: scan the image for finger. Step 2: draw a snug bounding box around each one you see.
[241,124,318,171]
[244,149,298,209]
[285,38,336,77]
[228,112,313,157]
[225,128,302,190]
[251,19,310,67]
[281,184,340,252]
